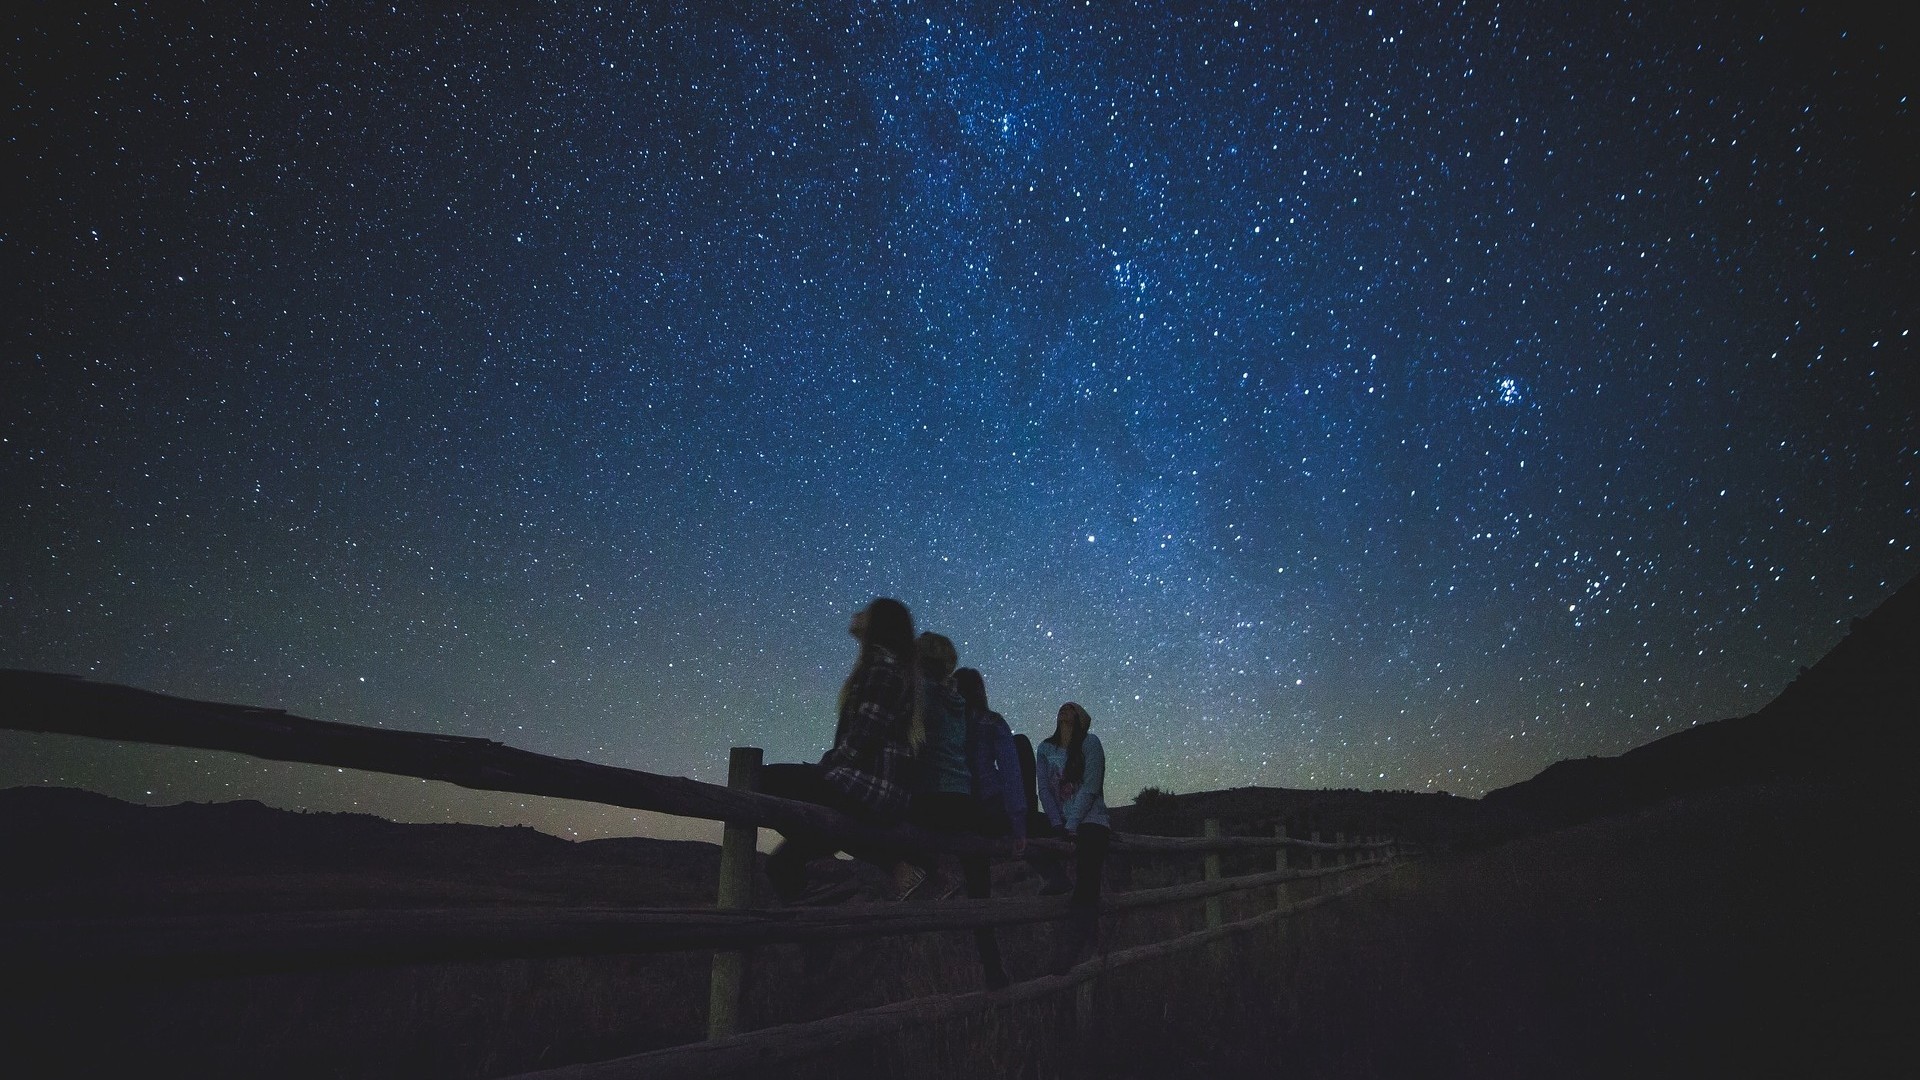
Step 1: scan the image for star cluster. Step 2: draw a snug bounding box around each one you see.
[3,2,1914,838]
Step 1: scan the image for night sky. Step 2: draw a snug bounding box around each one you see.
[4,2,1914,842]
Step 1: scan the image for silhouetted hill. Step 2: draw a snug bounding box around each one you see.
[1112,784,1494,851]
[0,786,725,916]
[1483,572,1919,828]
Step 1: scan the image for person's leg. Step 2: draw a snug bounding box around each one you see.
[1071,822,1111,909]
[1025,817,1073,894]
[968,853,1008,987]
[903,793,977,899]
[1050,822,1110,975]
[963,801,1009,988]
[759,763,857,901]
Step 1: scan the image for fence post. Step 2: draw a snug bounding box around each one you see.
[707,746,762,1041]
[1335,830,1346,868]
[1203,819,1223,930]
[1273,823,1290,912]
[1310,830,1322,870]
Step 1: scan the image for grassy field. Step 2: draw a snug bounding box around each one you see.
[702,778,1894,1079]
[1057,779,1893,1079]
[4,778,1893,1078]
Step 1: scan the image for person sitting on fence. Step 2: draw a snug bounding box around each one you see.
[1035,701,1110,974]
[1014,730,1046,839]
[759,597,922,905]
[955,667,1027,853]
[898,632,967,901]
[898,643,1012,987]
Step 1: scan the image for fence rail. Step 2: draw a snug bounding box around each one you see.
[0,670,1380,857]
[0,668,1401,1074]
[499,864,1395,1080]
[5,861,1370,981]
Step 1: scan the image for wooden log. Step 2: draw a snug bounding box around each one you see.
[1273,823,1291,911]
[493,864,1400,1080]
[0,671,1386,859]
[4,862,1378,982]
[706,747,760,1040]
[1202,819,1223,930]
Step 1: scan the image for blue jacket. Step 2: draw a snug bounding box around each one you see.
[1036,733,1109,832]
[965,707,1028,840]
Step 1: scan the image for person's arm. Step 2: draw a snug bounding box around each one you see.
[991,719,1026,841]
[825,698,880,770]
[1063,735,1105,833]
[1036,745,1064,827]
[1015,734,1037,815]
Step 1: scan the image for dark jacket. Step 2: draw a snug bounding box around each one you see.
[821,647,916,819]
[966,707,1028,839]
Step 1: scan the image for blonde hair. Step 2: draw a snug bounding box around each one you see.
[916,632,957,679]
[907,631,957,752]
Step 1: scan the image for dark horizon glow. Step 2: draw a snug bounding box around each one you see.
[3,2,1915,841]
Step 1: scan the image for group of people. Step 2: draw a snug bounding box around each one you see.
[758,597,1111,984]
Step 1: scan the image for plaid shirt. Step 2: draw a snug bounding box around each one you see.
[821,647,916,820]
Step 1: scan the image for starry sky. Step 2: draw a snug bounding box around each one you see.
[3,1,1915,842]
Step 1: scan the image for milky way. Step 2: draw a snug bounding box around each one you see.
[4,2,1914,839]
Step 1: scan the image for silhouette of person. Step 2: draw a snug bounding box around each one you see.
[1015,730,1044,839]
[901,644,1011,987]
[1035,701,1110,973]
[759,598,919,904]
[954,667,1027,853]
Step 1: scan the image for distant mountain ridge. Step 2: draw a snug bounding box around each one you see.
[0,786,725,916]
[6,574,1909,904]
[1112,784,1488,850]
[1483,572,1919,826]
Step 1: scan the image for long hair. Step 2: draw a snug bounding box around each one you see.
[837,598,917,743]
[1049,702,1092,789]
[953,667,988,715]
[911,632,957,751]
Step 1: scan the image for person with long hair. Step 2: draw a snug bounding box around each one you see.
[1035,700,1110,973]
[900,643,1010,987]
[759,597,919,904]
[954,667,1027,853]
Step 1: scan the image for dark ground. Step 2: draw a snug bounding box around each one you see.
[1082,779,1900,1080]
[0,776,1899,1078]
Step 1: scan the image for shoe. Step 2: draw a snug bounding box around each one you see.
[1037,880,1073,897]
[934,873,965,901]
[889,862,929,902]
[789,879,862,906]
[767,847,806,904]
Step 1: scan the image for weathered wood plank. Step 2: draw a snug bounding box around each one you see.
[0,671,1387,856]
[495,865,1400,1080]
[706,746,761,1039]
[1202,818,1224,930]
[3,863,1379,980]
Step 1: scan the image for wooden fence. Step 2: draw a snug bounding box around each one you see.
[0,669,1398,1077]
